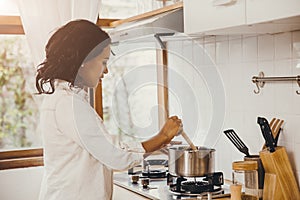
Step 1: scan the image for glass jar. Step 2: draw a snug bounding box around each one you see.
[244,155,264,200]
[232,161,259,200]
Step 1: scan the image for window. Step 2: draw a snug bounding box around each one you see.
[102,42,160,141]
[0,0,180,168]
[0,35,41,150]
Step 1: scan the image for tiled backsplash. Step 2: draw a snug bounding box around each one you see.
[168,30,300,184]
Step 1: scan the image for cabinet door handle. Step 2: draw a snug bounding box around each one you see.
[213,0,237,6]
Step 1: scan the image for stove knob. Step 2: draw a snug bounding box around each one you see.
[131,175,139,184]
[141,178,150,188]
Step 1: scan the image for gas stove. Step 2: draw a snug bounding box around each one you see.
[118,157,229,200]
[114,170,230,200]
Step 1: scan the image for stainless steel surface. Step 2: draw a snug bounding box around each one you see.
[114,172,230,200]
[113,172,169,200]
[253,75,300,82]
[252,71,300,94]
[109,8,183,43]
[168,146,215,177]
[169,186,224,197]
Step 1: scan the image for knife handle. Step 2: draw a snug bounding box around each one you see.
[257,117,276,152]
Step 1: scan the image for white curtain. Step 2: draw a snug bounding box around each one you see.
[17,0,101,66]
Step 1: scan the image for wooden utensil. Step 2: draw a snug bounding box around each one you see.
[273,119,284,142]
[263,173,283,200]
[262,118,284,150]
[181,131,197,151]
[230,184,242,200]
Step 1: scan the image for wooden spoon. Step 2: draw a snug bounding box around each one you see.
[271,119,280,133]
[273,119,284,142]
[181,131,197,151]
[269,118,276,128]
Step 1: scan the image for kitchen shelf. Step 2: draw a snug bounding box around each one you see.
[109,2,183,28]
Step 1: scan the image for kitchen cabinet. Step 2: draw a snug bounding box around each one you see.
[247,0,300,24]
[184,0,246,34]
[184,0,300,35]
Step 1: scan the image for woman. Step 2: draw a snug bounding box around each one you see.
[36,19,182,200]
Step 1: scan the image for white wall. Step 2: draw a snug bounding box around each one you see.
[0,167,43,200]
[167,30,300,184]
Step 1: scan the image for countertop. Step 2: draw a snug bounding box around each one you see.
[113,172,231,200]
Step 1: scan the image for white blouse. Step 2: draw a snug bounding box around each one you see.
[39,81,144,200]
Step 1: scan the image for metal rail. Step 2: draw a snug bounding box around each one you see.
[252,72,300,95]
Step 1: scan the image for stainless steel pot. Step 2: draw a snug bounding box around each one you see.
[168,146,215,177]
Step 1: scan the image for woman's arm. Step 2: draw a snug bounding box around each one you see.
[141,116,182,153]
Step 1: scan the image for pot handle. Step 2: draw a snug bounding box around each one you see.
[159,141,183,155]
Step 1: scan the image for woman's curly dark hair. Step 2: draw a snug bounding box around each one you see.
[36,19,111,94]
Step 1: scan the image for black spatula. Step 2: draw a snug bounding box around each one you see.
[223,129,250,157]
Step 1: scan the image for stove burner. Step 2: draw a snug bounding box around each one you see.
[169,186,224,197]
[168,172,224,196]
[142,169,166,178]
[181,181,213,193]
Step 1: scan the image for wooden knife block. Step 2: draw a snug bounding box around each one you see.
[259,146,300,200]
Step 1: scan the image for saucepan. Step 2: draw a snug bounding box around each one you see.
[168,146,215,177]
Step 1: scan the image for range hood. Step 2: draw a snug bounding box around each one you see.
[108,7,183,44]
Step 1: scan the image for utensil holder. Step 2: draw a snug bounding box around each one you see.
[259,146,300,200]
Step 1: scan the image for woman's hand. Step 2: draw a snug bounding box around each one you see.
[158,116,182,144]
[141,116,182,153]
